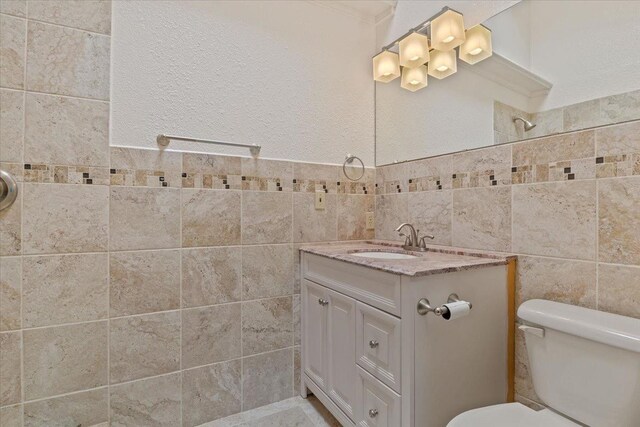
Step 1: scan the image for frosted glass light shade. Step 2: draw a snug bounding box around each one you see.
[373,50,401,82]
[428,49,456,79]
[401,65,428,92]
[459,24,492,64]
[431,9,465,51]
[399,32,430,68]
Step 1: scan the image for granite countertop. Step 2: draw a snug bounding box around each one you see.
[299,240,516,277]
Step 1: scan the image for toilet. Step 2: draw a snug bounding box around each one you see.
[448,299,640,427]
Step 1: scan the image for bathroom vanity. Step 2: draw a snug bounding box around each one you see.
[300,242,516,427]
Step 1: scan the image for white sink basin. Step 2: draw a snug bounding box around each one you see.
[350,251,418,260]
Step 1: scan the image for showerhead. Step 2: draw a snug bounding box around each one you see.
[513,116,536,132]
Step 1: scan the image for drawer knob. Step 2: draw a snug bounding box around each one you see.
[369,409,379,418]
[369,340,379,348]
[318,298,329,306]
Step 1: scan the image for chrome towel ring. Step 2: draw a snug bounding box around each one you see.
[0,169,18,211]
[343,154,365,181]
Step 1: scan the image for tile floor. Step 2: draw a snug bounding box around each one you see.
[203,396,340,427]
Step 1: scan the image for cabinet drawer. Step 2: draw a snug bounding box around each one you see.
[302,253,402,316]
[355,366,401,427]
[356,302,401,393]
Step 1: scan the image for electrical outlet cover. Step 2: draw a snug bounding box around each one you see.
[315,191,326,210]
[366,212,375,229]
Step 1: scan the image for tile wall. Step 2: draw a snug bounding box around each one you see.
[494,89,640,144]
[375,119,640,409]
[0,1,375,426]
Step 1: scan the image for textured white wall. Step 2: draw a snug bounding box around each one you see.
[111,1,376,165]
[528,0,640,111]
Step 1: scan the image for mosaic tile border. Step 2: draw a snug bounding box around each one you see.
[376,152,639,194]
[8,162,375,194]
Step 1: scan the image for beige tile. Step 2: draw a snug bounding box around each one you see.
[514,326,539,403]
[452,144,512,187]
[109,311,180,384]
[23,183,109,254]
[601,89,640,123]
[563,98,605,132]
[110,146,182,188]
[598,177,640,265]
[24,388,108,427]
[598,263,640,319]
[0,89,23,162]
[23,321,107,400]
[182,247,241,308]
[294,346,301,395]
[408,190,452,246]
[337,194,375,241]
[512,181,596,260]
[293,162,339,182]
[26,21,110,100]
[242,244,293,300]
[242,348,293,411]
[0,182,21,255]
[242,191,292,244]
[0,331,21,406]
[182,304,241,369]
[376,162,407,193]
[110,250,180,317]
[23,253,108,327]
[528,108,563,139]
[182,189,241,247]
[183,152,241,175]
[24,93,109,166]
[0,404,22,427]
[516,256,596,308]
[242,296,292,356]
[241,157,294,192]
[110,373,181,427]
[0,0,26,17]
[293,294,300,346]
[596,121,640,156]
[375,193,408,241]
[182,360,242,426]
[0,257,20,331]
[109,186,180,251]
[28,0,112,35]
[405,155,453,190]
[293,243,302,295]
[0,15,25,89]
[512,130,595,167]
[452,186,511,252]
[293,193,337,243]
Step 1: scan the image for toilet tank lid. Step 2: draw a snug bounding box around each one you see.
[518,300,640,353]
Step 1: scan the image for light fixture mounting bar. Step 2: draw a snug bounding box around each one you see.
[379,6,460,53]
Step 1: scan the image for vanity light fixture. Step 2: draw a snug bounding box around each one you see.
[430,9,466,51]
[373,50,401,83]
[399,32,430,68]
[459,24,492,64]
[373,7,491,92]
[401,65,428,92]
[428,49,457,79]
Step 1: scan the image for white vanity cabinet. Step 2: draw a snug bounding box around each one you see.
[300,250,515,427]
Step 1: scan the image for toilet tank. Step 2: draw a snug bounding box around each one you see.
[518,300,640,427]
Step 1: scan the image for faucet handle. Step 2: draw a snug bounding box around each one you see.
[418,234,435,248]
[398,232,411,246]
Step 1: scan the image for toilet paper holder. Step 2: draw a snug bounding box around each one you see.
[417,293,472,318]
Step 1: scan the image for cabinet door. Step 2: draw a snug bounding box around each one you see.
[303,279,328,390]
[355,366,401,427]
[326,287,357,421]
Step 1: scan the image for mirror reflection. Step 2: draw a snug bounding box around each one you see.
[375,0,640,165]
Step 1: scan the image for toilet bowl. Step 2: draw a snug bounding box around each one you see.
[447,299,640,427]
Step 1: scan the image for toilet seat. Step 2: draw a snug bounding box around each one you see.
[447,403,579,427]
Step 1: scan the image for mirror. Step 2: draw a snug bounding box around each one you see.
[375,0,640,166]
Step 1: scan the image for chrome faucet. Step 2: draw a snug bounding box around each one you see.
[395,223,434,251]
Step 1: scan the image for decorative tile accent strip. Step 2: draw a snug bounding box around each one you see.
[242,176,285,192]
[22,163,109,185]
[182,173,242,190]
[407,175,443,192]
[293,178,337,194]
[595,153,640,178]
[110,168,178,188]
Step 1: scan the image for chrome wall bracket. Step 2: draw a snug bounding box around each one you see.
[0,169,18,211]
